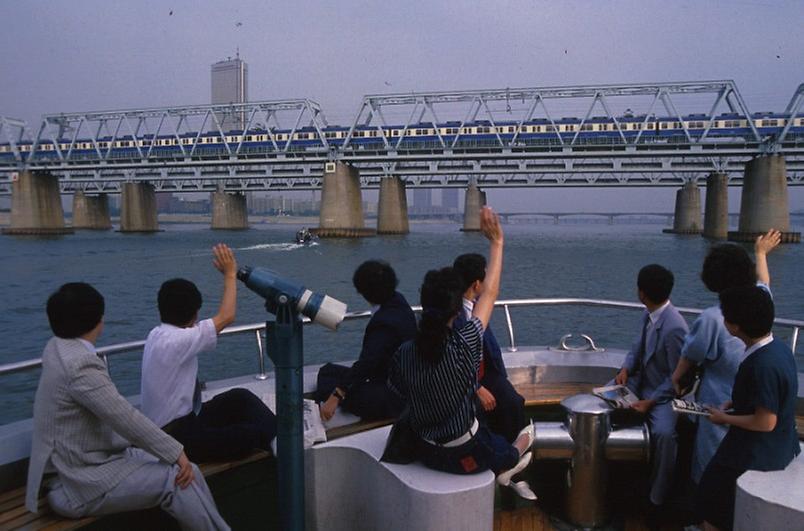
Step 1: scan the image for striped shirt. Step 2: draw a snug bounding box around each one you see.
[388,317,484,443]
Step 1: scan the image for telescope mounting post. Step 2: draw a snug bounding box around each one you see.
[265,295,305,531]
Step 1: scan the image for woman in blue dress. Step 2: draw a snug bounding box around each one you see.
[671,229,780,484]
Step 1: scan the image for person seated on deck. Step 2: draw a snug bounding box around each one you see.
[452,253,526,443]
[613,264,688,508]
[140,244,277,463]
[388,207,537,500]
[316,260,417,422]
[696,285,799,531]
[27,283,229,530]
[670,230,780,486]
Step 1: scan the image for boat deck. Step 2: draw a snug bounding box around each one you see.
[493,505,682,531]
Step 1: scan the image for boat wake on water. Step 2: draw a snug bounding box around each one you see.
[236,242,319,252]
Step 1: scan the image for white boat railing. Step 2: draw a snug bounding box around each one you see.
[0,298,801,379]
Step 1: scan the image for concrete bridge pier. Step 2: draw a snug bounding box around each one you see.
[2,171,73,235]
[377,176,409,234]
[211,191,248,230]
[314,162,374,238]
[462,183,486,231]
[72,191,112,230]
[663,181,701,235]
[120,182,159,233]
[728,155,800,243]
[703,172,728,240]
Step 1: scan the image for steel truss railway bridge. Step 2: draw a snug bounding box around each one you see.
[1,80,803,195]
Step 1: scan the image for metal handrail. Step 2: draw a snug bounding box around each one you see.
[0,298,801,378]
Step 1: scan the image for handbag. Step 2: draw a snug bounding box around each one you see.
[380,411,419,464]
[678,364,703,398]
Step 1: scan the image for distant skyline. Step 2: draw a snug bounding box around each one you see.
[1,0,802,211]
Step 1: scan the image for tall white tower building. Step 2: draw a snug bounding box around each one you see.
[211,54,248,130]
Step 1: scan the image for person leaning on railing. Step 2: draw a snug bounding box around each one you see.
[387,207,537,500]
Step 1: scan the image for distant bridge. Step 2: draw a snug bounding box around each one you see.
[1,80,803,195]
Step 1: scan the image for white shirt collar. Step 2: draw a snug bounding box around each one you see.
[462,297,474,319]
[744,334,774,358]
[77,338,96,353]
[648,300,670,324]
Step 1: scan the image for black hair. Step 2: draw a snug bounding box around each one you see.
[720,285,774,339]
[701,244,756,294]
[158,278,203,326]
[46,282,105,339]
[453,253,487,293]
[416,267,464,363]
[352,260,398,305]
[637,264,675,305]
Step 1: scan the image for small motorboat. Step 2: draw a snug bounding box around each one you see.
[295,228,314,244]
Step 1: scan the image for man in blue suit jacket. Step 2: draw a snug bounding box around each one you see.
[614,264,689,507]
[453,253,526,443]
[316,260,417,422]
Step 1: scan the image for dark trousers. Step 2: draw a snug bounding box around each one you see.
[315,363,405,421]
[165,388,277,463]
[695,460,744,531]
[416,426,519,475]
[479,373,527,443]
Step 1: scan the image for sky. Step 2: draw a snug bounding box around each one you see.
[1,0,802,212]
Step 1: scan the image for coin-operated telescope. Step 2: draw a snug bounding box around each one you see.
[238,266,347,531]
[238,266,347,330]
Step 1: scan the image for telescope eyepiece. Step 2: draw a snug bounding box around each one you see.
[237,266,252,282]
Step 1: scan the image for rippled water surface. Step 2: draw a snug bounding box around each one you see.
[1,221,802,425]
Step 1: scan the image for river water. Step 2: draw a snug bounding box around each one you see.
[1,221,802,425]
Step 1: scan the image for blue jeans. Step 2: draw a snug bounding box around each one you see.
[417,426,519,475]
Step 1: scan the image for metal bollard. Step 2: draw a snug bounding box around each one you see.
[531,393,650,529]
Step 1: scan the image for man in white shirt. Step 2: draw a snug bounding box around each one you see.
[141,244,276,462]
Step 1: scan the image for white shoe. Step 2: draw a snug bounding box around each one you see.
[515,419,536,453]
[497,451,532,487]
[510,480,538,501]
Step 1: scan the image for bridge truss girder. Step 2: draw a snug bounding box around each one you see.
[1,153,801,196]
[23,99,329,166]
[342,80,764,156]
[0,116,29,163]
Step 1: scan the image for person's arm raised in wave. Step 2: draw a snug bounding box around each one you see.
[472,207,503,330]
[754,229,780,287]
[211,243,237,333]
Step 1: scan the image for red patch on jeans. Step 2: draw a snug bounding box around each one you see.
[460,455,479,473]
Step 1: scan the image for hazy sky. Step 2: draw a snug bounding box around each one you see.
[1,0,802,211]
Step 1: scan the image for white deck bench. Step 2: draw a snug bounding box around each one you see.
[304,425,495,531]
[734,443,804,531]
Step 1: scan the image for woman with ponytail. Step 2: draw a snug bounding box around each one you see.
[388,207,536,499]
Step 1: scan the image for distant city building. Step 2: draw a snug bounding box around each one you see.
[412,189,432,214]
[211,55,248,131]
[442,188,459,211]
[247,193,321,216]
[156,192,173,213]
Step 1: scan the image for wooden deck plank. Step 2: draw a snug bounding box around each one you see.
[0,488,25,508]
[325,418,393,440]
[494,506,553,531]
[515,382,596,406]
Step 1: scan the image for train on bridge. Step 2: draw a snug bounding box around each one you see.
[1,111,802,161]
